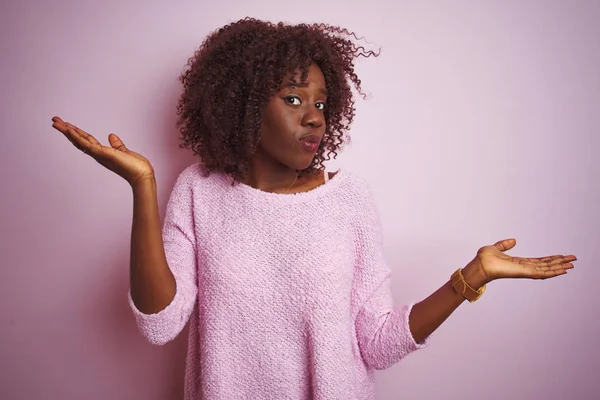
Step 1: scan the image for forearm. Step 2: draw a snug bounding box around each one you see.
[408,261,488,343]
[129,177,176,314]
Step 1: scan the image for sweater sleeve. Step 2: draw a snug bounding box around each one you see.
[128,168,198,345]
[352,183,428,370]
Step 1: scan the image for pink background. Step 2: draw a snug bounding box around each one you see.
[1,1,598,399]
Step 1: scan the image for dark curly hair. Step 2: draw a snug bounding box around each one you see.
[176,18,378,182]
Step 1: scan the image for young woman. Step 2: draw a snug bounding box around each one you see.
[51,18,576,400]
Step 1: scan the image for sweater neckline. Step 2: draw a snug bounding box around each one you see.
[229,169,346,204]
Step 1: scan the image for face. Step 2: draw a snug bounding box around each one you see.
[254,63,328,172]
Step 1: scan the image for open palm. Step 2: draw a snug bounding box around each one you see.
[51,116,154,185]
[477,238,576,281]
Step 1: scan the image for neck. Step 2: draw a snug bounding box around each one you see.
[244,157,298,194]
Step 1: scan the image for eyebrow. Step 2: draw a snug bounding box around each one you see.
[285,81,328,96]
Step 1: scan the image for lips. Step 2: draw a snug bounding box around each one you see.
[299,135,322,153]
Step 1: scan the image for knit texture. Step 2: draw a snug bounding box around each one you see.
[128,164,427,399]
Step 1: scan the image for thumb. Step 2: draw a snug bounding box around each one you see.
[494,238,517,252]
[108,133,128,151]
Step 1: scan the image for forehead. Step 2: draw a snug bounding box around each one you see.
[284,63,326,87]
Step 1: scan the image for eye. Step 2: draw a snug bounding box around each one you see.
[315,101,326,111]
[284,96,301,106]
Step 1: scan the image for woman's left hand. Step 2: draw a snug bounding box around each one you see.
[471,238,576,284]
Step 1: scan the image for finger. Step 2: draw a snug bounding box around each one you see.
[52,117,104,156]
[51,117,74,134]
[518,255,563,262]
[494,238,517,252]
[51,117,71,136]
[108,133,128,151]
[530,255,577,269]
[522,254,576,263]
[512,254,577,268]
[51,118,86,148]
[531,267,570,280]
[51,117,101,146]
[553,254,577,262]
[538,270,567,279]
[65,122,102,146]
[524,264,573,282]
[534,261,575,272]
[53,121,83,150]
[51,116,65,125]
[64,125,93,154]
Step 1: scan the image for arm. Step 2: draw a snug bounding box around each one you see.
[409,239,576,344]
[51,117,199,345]
[129,177,176,314]
[127,168,200,345]
[408,260,487,344]
[351,179,575,370]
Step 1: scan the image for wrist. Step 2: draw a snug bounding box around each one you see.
[461,260,489,289]
[130,174,157,193]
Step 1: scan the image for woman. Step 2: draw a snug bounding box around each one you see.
[51,18,576,400]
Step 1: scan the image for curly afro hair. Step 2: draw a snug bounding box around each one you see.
[176,18,378,182]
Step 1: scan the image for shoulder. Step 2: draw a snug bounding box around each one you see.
[174,163,205,185]
[337,172,384,233]
[325,170,380,224]
[171,163,227,191]
[166,163,231,208]
[335,170,376,203]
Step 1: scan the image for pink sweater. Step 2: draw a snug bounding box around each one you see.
[128,164,427,399]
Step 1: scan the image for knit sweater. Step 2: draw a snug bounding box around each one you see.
[128,164,427,399]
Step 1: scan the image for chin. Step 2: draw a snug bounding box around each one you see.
[290,156,315,171]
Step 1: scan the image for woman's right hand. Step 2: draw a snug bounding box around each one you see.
[51,116,155,186]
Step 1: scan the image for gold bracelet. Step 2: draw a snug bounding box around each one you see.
[450,268,486,302]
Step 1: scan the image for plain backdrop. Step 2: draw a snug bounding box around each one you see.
[1,0,598,399]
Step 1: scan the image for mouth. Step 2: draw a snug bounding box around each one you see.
[298,134,322,153]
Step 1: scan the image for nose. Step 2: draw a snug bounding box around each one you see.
[301,105,324,129]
